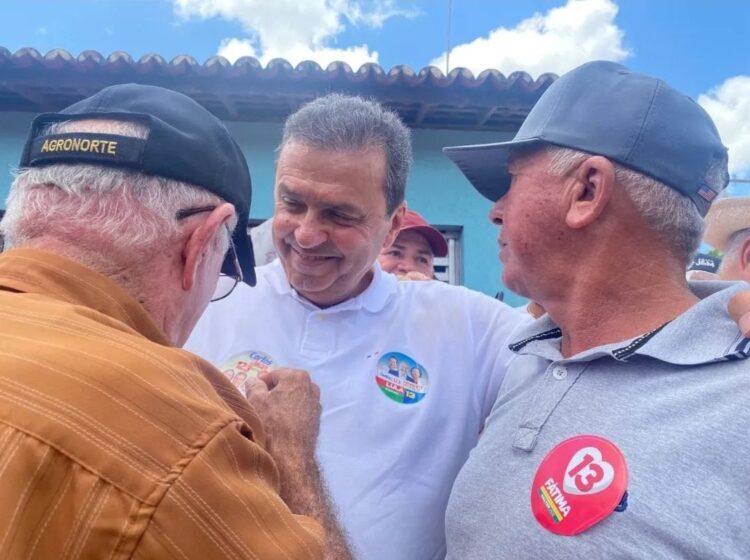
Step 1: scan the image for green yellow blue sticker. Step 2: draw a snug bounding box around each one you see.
[219,351,275,395]
[375,351,429,404]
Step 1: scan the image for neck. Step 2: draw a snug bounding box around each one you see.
[539,250,698,358]
[21,237,182,344]
[300,267,375,309]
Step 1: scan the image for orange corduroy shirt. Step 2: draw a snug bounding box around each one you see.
[0,248,323,559]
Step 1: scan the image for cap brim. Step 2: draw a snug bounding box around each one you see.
[442,138,540,202]
[224,209,256,286]
[402,225,449,257]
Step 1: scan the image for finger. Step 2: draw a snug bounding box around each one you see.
[527,301,546,318]
[258,369,283,389]
[262,368,312,387]
[244,376,270,398]
[728,290,750,337]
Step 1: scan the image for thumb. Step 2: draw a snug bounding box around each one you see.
[244,376,269,399]
[728,290,750,337]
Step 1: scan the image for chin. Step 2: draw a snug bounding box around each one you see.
[502,272,528,299]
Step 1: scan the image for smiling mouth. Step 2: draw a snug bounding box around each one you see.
[291,247,337,261]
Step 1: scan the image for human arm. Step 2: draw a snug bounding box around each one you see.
[395,271,433,281]
[133,420,326,559]
[247,369,353,560]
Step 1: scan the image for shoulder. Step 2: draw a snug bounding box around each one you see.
[394,280,526,323]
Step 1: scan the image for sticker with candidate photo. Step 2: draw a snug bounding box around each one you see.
[375,351,429,404]
[219,351,275,394]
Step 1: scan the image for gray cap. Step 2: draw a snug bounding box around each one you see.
[443,60,729,216]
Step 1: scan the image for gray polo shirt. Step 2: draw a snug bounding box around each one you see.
[446,282,750,559]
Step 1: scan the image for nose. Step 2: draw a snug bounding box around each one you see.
[294,212,328,248]
[395,260,409,273]
[488,197,504,226]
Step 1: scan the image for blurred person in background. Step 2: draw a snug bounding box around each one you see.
[703,196,750,281]
[378,208,448,279]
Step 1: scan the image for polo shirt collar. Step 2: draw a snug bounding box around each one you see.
[509,282,750,366]
[0,248,170,345]
[263,258,397,313]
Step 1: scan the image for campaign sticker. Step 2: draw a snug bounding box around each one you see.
[530,435,628,536]
[219,351,275,395]
[375,352,429,404]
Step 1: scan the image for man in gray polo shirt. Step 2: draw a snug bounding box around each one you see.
[442,60,749,558]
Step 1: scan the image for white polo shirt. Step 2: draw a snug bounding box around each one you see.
[186,260,527,560]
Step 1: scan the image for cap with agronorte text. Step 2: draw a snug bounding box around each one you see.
[443,61,729,216]
[20,83,256,285]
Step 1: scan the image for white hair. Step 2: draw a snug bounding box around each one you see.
[543,146,707,265]
[1,120,229,255]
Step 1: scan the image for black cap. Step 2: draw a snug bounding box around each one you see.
[19,83,256,286]
[688,252,722,273]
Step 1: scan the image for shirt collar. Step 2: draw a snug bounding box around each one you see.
[0,248,170,345]
[263,258,397,313]
[509,282,750,366]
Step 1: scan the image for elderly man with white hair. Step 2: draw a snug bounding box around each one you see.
[443,61,750,558]
[0,84,350,559]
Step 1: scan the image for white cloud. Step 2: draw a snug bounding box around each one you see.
[698,76,750,177]
[430,0,630,77]
[174,0,413,68]
[217,37,378,69]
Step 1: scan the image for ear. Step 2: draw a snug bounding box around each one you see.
[562,156,616,230]
[739,237,750,275]
[182,203,236,292]
[383,203,406,249]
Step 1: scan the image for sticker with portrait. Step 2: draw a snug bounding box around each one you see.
[219,350,275,395]
[375,351,429,404]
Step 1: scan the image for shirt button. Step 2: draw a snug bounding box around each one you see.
[552,366,568,380]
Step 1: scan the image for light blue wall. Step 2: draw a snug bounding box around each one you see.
[0,114,523,306]
[0,112,32,198]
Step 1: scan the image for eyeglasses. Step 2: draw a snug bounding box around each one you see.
[176,205,243,302]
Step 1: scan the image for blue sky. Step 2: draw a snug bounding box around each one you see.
[2,0,749,186]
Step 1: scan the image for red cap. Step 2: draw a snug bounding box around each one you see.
[399,209,448,257]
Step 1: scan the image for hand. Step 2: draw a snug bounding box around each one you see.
[526,301,546,318]
[728,290,750,337]
[246,368,321,465]
[246,369,353,560]
[395,271,432,282]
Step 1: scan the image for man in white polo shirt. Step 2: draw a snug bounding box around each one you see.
[186,93,527,560]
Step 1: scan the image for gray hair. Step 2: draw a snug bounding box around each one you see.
[1,120,228,255]
[279,94,412,214]
[543,146,707,265]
